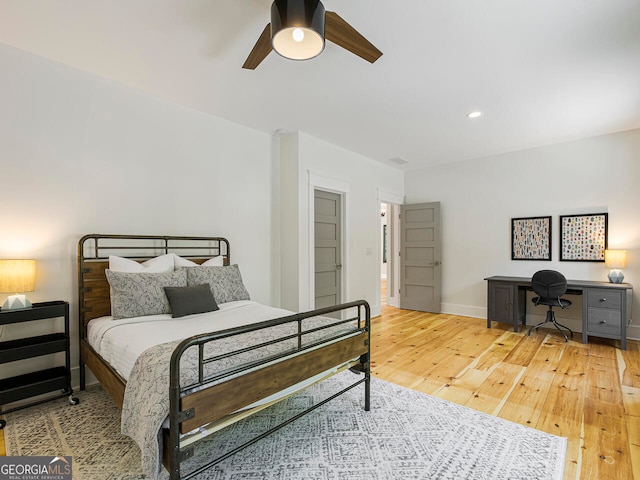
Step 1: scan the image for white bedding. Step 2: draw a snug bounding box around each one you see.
[89,299,363,479]
[87,300,294,380]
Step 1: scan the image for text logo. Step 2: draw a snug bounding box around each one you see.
[0,456,72,480]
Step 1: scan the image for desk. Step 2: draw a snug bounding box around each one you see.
[485,276,633,350]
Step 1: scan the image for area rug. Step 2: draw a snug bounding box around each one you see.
[3,371,566,479]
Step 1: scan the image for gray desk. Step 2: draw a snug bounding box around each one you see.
[485,276,633,350]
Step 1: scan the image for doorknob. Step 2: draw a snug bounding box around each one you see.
[336,264,342,269]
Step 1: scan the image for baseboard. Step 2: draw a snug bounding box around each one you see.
[626,324,640,341]
[441,303,485,319]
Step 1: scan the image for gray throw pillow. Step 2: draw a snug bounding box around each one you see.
[164,284,219,318]
[184,264,250,304]
[106,269,187,320]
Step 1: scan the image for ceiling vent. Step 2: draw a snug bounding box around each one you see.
[389,157,408,165]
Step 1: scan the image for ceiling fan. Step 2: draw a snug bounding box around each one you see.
[243,0,383,69]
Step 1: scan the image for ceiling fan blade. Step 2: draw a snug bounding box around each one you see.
[325,11,382,64]
[242,23,272,70]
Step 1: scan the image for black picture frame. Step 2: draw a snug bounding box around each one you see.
[511,216,552,261]
[560,213,608,262]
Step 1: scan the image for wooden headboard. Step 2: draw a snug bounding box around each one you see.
[77,234,230,338]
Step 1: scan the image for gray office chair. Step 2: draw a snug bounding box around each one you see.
[528,270,573,342]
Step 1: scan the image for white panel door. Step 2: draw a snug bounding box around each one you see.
[400,202,441,312]
[314,190,342,308]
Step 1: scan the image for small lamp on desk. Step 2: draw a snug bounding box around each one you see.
[604,250,627,284]
[0,259,36,310]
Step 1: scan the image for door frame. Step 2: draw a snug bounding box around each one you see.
[377,189,404,311]
[308,172,349,310]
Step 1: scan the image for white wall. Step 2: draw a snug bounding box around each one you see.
[0,43,405,392]
[275,133,300,311]
[277,132,404,316]
[0,44,273,385]
[405,128,640,337]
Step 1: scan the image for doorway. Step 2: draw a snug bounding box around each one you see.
[380,200,442,313]
[380,202,401,308]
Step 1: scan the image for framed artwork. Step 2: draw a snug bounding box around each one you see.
[511,216,552,260]
[560,213,608,261]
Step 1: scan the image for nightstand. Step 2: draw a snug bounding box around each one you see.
[0,301,79,428]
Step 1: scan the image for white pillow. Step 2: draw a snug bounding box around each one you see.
[173,254,225,268]
[108,254,175,273]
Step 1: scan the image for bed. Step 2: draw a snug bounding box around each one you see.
[77,234,371,480]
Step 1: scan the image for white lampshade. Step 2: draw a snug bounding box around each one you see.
[604,250,627,284]
[0,259,36,310]
[604,249,627,269]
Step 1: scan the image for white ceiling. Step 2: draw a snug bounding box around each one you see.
[1,0,639,171]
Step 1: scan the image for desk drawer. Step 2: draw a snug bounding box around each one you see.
[587,308,622,336]
[586,289,622,309]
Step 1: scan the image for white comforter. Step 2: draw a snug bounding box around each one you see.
[87,300,294,380]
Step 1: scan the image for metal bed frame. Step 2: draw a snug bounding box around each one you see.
[78,234,371,479]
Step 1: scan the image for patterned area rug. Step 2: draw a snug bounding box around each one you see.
[3,371,566,479]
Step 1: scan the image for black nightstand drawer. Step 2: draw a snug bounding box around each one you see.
[0,367,68,405]
[0,301,67,324]
[0,333,68,363]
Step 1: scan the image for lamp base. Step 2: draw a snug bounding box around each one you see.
[2,294,32,311]
[608,269,625,284]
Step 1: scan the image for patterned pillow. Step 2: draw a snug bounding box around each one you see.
[106,269,187,320]
[184,264,250,304]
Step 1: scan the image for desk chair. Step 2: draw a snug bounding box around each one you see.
[528,270,574,342]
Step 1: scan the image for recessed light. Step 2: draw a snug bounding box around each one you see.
[467,111,482,119]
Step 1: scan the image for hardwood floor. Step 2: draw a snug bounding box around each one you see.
[371,304,640,480]
[2,301,639,479]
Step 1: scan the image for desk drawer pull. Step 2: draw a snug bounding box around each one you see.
[599,298,607,302]
[600,320,607,324]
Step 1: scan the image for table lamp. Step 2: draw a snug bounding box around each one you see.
[604,250,627,284]
[0,259,36,310]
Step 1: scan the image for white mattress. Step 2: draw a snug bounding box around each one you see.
[87,300,294,380]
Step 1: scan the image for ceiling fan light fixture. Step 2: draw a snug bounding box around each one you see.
[271,0,325,61]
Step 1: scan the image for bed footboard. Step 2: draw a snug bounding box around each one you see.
[165,300,371,480]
